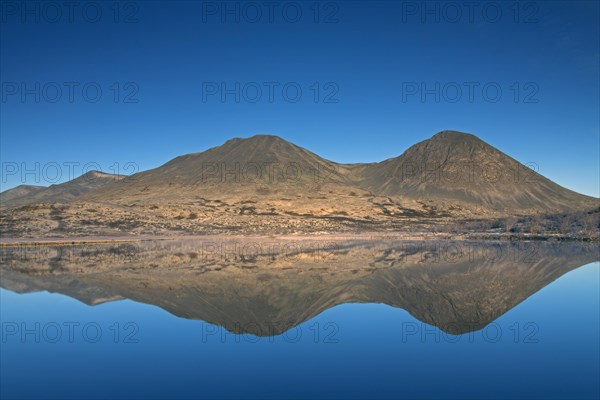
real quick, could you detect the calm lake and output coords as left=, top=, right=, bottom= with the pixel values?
left=1, top=239, right=598, bottom=399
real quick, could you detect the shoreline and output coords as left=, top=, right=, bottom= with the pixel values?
left=0, top=232, right=597, bottom=246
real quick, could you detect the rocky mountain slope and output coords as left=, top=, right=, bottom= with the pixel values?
left=359, top=131, right=594, bottom=211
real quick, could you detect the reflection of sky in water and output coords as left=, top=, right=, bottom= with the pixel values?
left=1, top=262, right=598, bottom=399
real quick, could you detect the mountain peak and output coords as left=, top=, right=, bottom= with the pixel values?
left=81, top=170, right=110, bottom=178
left=430, top=130, right=480, bottom=141
left=247, top=134, right=285, bottom=140
left=67, top=170, right=122, bottom=184
left=218, top=134, right=295, bottom=153
left=227, top=134, right=287, bottom=144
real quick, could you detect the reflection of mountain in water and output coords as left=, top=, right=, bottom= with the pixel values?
left=1, top=239, right=597, bottom=335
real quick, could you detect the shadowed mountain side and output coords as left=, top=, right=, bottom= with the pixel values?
left=1, top=240, right=597, bottom=335
left=0, top=171, right=124, bottom=210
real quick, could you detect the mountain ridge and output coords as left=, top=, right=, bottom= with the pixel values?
left=76, top=130, right=595, bottom=211
left=1, top=131, right=597, bottom=238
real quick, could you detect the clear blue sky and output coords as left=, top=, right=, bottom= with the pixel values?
left=1, top=1, right=598, bottom=196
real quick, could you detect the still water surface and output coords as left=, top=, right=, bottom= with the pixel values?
left=1, top=240, right=598, bottom=399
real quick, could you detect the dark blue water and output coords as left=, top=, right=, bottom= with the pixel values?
left=1, top=262, right=598, bottom=399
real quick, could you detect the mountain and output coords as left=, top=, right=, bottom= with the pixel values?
left=4, top=132, right=595, bottom=211
left=80, top=131, right=595, bottom=211
left=359, top=130, right=597, bottom=211
left=0, top=131, right=597, bottom=238
left=0, top=171, right=123, bottom=209
left=82, top=134, right=361, bottom=203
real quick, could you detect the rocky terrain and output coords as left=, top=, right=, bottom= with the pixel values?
left=1, top=131, right=597, bottom=239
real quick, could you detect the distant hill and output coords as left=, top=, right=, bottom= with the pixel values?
left=0, top=171, right=123, bottom=209
left=0, top=185, right=45, bottom=204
